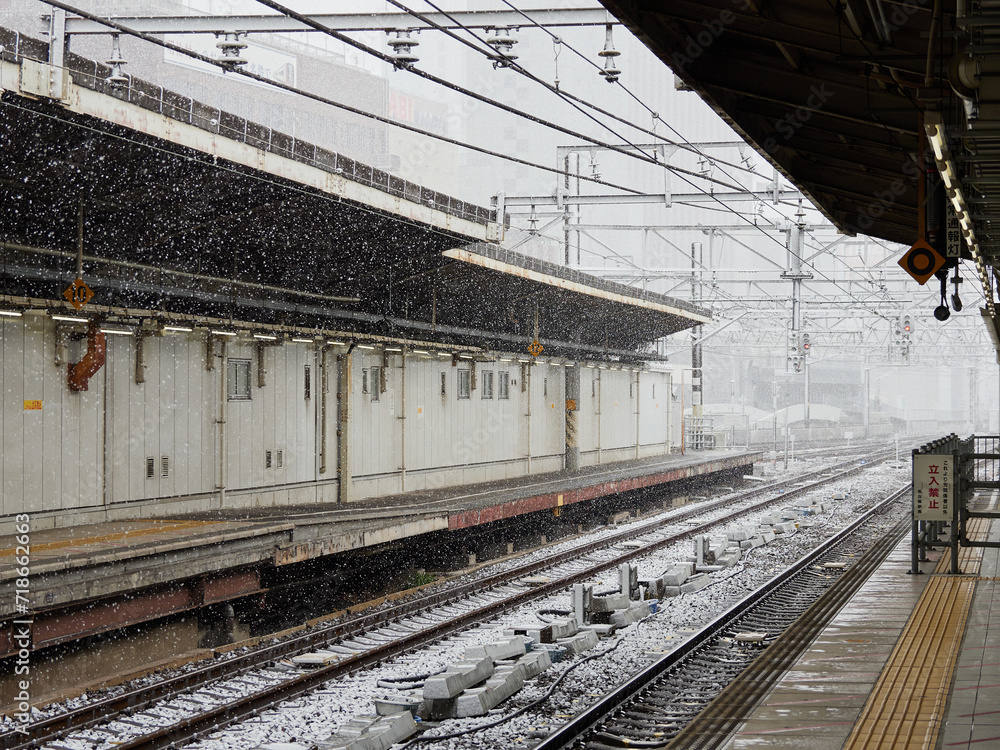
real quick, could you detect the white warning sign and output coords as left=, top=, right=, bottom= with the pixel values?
left=913, top=454, right=953, bottom=522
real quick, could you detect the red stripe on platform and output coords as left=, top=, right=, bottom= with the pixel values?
left=946, top=736, right=1000, bottom=746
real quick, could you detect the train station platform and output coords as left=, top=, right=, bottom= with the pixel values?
left=0, top=448, right=759, bottom=657
left=711, top=495, right=1000, bottom=750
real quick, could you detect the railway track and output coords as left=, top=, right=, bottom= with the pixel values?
left=531, top=486, right=910, bottom=750
left=4, top=449, right=897, bottom=750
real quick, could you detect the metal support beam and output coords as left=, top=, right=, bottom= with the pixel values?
left=57, top=8, right=617, bottom=35
left=502, top=190, right=804, bottom=207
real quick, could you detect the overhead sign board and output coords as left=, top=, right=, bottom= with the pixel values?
left=913, top=453, right=953, bottom=521
left=946, top=203, right=962, bottom=259
left=899, top=239, right=946, bottom=285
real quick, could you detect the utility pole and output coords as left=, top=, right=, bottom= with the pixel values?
left=781, top=204, right=812, bottom=433
left=691, top=240, right=704, bottom=448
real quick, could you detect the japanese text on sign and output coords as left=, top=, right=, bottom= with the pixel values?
left=913, top=454, right=952, bottom=522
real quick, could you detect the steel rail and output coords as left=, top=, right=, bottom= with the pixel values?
left=531, top=485, right=910, bottom=750
left=1, top=448, right=892, bottom=750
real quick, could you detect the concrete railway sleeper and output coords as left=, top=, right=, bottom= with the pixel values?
left=2, top=448, right=896, bottom=750
left=531, top=487, right=911, bottom=750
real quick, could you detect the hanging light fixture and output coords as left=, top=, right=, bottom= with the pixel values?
left=598, top=24, right=621, bottom=83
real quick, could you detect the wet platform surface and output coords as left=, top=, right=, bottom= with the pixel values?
left=719, top=497, right=1000, bottom=750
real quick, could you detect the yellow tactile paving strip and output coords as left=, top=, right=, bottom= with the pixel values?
left=842, top=518, right=991, bottom=750
left=0, top=519, right=218, bottom=557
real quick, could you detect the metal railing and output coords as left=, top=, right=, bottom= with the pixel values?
left=911, top=434, right=1000, bottom=576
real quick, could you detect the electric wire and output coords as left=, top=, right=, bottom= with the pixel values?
left=381, top=0, right=762, bottom=182
left=495, top=1, right=897, bottom=321
left=43, top=1, right=896, bottom=320
left=251, top=0, right=749, bottom=189
left=37, top=0, right=647, bottom=197
left=381, top=0, right=658, bottom=162
left=496, top=0, right=766, bottom=177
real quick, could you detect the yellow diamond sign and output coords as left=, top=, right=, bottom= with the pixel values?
left=528, top=339, right=543, bottom=357
left=63, top=278, right=94, bottom=310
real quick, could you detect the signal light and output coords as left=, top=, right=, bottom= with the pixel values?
left=802, top=333, right=811, bottom=352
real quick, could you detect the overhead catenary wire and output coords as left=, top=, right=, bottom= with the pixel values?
left=381, top=0, right=763, bottom=183
left=494, top=0, right=763, bottom=179
left=496, top=1, right=897, bottom=321
left=251, top=0, right=750, bottom=194
left=44, top=0, right=899, bottom=320
left=37, top=0, right=647, bottom=197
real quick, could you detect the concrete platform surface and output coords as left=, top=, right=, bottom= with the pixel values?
left=714, top=498, right=1000, bottom=750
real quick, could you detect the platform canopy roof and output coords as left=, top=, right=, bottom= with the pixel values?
left=0, top=27, right=709, bottom=361
left=598, top=0, right=1000, bottom=352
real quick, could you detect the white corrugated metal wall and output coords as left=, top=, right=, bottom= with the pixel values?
left=1, top=315, right=680, bottom=525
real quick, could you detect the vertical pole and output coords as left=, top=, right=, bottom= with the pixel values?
left=565, top=363, right=580, bottom=471
left=918, top=111, right=926, bottom=240
left=400, top=350, right=407, bottom=490
left=525, top=362, right=532, bottom=472
left=48, top=8, right=67, bottom=99
left=910, top=447, right=922, bottom=574
left=634, top=370, right=641, bottom=459
left=666, top=371, right=672, bottom=454
left=337, top=346, right=353, bottom=503
left=864, top=366, right=870, bottom=439
left=217, top=338, right=227, bottom=508
left=680, top=369, right=686, bottom=455
left=691, top=242, right=703, bottom=449
left=951, top=450, right=961, bottom=574
left=76, top=200, right=85, bottom=279
left=804, top=358, right=810, bottom=430
left=319, top=345, right=328, bottom=474
left=784, top=410, right=789, bottom=470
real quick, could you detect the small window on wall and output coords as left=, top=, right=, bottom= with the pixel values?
left=304, top=365, right=311, bottom=400
left=592, top=376, right=596, bottom=398
left=371, top=367, right=380, bottom=402
left=458, top=369, right=471, bottom=399
left=482, top=370, right=494, bottom=399
left=652, top=384, right=656, bottom=399
left=543, top=377, right=548, bottom=398
left=362, top=368, right=369, bottom=394
left=498, top=371, right=510, bottom=400
left=228, top=359, right=251, bottom=401
left=441, top=371, right=447, bottom=396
